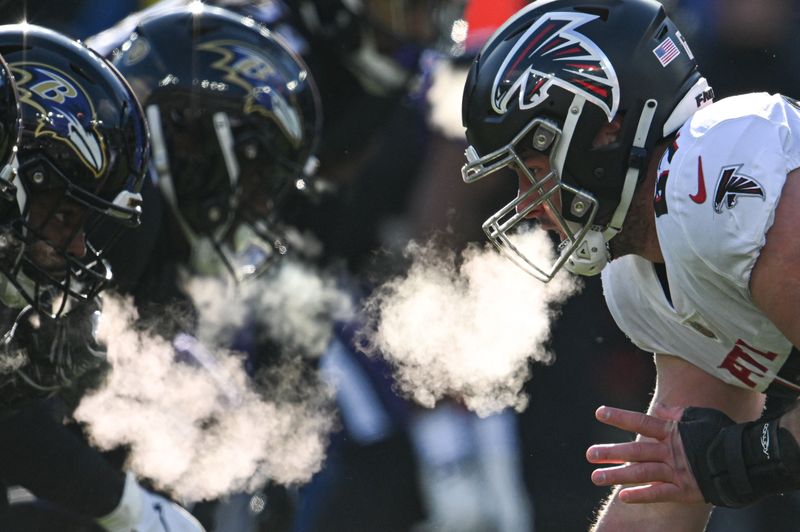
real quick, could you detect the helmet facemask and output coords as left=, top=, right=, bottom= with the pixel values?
left=147, top=101, right=305, bottom=284
left=463, top=93, right=612, bottom=282
left=0, top=158, right=141, bottom=318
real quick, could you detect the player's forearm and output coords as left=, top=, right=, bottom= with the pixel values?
left=592, top=486, right=711, bottom=532
left=0, top=401, right=124, bottom=516
left=680, top=403, right=800, bottom=507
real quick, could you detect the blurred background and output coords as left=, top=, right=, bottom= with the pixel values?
left=1, top=0, right=800, bottom=531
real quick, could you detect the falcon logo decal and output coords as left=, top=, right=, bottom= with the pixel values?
left=714, top=165, right=765, bottom=213
left=491, top=11, right=619, bottom=119
left=12, top=62, right=107, bottom=177
left=199, top=40, right=303, bottom=147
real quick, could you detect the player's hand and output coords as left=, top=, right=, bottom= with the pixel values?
left=586, top=404, right=705, bottom=504
left=96, top=472, right=205, bottom=532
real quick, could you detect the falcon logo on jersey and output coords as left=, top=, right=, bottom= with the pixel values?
left=12, top=62, right=107, bottom=177
left=199, top=40, right=303, bottom=147
left=713, top=165, right=765, bottom=214
left=491, top=12, right=619, bottom=119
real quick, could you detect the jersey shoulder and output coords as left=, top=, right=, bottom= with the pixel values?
left=656, top=93, right=800, bottom=288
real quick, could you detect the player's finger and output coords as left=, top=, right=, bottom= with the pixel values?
left=618, top=483, right=683, bottom=504
left=591, top=462, right=674, bottom=486
left=586, top=440, right=669, bottom=464
left=596, top=406, right=671, bottom=439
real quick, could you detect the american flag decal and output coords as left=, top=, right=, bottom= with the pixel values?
left=653, top=37, right=680, bottom=67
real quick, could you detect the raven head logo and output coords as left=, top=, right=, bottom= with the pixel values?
left=491, top=11, right=620, bottom=120
left=714, top=165, right=765, bottom=214
left=12, top=62, right=107, bottom=177
left=199, top=40, right=303, bottom=148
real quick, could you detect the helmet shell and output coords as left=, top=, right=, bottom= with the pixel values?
left=112, top=5, right=321, bottom=235
left=463, top=0, right=704, bottom=226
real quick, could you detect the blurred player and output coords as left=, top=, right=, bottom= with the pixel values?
left=101, top=4, right=321, bottom=301
left=91, top=5, right=324, bottom=530
left=0, top=23, right=204, bottom=531
left=460, top=0, right=800, bottom=530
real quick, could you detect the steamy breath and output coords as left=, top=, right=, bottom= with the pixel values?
left=74, top=259, right=351, bottom=501
left=359, top=229, right=581, bottom=417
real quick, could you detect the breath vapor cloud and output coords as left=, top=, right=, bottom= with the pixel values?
left=75, top=259, right=351, bottom=502
left=359, top=229, right=581, bottom=416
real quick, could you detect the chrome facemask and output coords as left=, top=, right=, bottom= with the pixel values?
left=463, top=93, right=659, bottom=282
left=462, top=108, right=602, bottom=283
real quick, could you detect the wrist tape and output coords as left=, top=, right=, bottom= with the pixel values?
left=679, top=406, right=800, bottom=508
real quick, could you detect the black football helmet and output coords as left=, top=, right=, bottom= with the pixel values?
left=461, top=0, right=713, bottom=281
left=0, top=24, right=148, bottom=317
left=111, top=5, right=322, bottom=282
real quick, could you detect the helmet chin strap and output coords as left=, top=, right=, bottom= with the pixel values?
left=563, top=98, right=658, bottom=276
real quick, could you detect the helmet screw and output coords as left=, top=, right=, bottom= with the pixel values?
left=32, top=171, right=45, bottom=185
left=208, top=206, right=222, bottom=222
left=573, top=201, right=586, bottom=214
left=535, top=134, right=548, bottom=147
left=570, top=107, right=580, bottom=114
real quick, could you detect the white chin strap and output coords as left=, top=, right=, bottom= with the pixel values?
left=562, top=98, right=659, bottom=277
left=562, top=229, right=609, bottom=277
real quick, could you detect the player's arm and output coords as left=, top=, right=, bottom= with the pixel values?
left=749, top=164, right=800, bottom=457
left=589, top=353, right=764, bottom=532
left=749, top=166, right=800, bottom=349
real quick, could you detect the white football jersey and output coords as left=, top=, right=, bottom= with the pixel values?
left=602, top=92, right=800, bottom=393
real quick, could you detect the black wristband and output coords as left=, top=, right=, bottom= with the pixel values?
left=678, top=406, right=800, bottom=507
